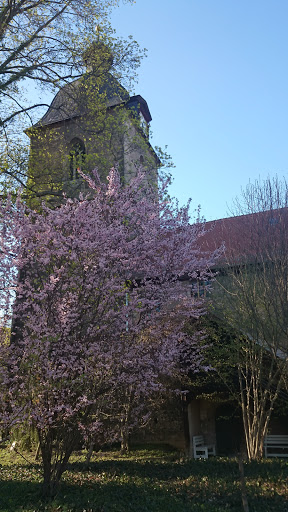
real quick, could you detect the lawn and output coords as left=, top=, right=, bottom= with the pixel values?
left=0, top=445, right=287, bottom=511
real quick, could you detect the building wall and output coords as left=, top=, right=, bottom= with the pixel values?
left=27, top=106, right=158, bottom=207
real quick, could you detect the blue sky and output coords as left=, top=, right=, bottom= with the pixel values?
left=111, top=0, right=288, bottom=220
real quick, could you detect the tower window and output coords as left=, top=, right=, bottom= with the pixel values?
left=139, top=112, right=149, bottom=137
left=69, top=138, right=86, bottom=180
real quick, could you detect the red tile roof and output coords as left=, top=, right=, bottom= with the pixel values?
left=199, top=207, right=288, bottom=265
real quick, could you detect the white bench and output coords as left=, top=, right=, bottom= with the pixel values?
left=264, top=435, right=288, bottom=458
left=193, top=435, right=216, bottom=459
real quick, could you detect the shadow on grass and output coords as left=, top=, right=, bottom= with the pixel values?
left=70, top=456, right=288, bottom=482
left=0, top=477, right=240, bottom=512
left=0, top=480, right=43, bottom=511
left=0, top=458, right=287, bottom=512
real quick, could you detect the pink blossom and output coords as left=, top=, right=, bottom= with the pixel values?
left=0, top=169, right=218, bottom=490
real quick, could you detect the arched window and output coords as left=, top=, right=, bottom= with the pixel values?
left=69, top=138, right=86, bottom=180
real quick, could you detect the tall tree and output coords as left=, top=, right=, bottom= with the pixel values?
left=0, top=168, right=216, bottom=496
left=0, top=0, right=144, bottom=191
left=0, top=0, right=136, bottom=114
left=212, top=176, right=288, bottom=459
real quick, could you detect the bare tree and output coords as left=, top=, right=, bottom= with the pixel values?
left=213, top=176, right=288, bottom=459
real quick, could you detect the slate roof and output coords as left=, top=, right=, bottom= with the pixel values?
left=127, top=95, right=152, bottom=123
left=34, top=73, right=130, bottom=128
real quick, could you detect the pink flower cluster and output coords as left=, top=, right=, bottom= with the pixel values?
left=0, top=169, right=217, bottom=443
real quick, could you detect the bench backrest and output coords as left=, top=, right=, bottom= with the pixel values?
left=264, top=435, right=288, bottom=445
left=193, top=435, right=204, bottom=447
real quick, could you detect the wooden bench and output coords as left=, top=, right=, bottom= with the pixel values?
left=193, top=435, right=216, bottom=459
left=264, top=435, right=288, bottom=458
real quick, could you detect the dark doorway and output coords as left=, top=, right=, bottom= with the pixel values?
left=216, top=403, right=244, bottom=456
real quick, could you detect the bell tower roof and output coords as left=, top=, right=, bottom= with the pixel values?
left=33, top=73, right=130, bottom=128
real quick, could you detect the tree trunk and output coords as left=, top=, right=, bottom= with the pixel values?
left=39, top=430, right=75, bottom=498
left=120, top=428, right=130, bottom=453
left=34, top=442, right=40, bottom=461
left=41, top=450, right=53, bottom=498
left=182, top=399, right=190, bottom=457
left=239, top=360, right=284, bottom=460
left=85, top=439, right=95, bottom=466
left=238, top=454, right=249, bottom=512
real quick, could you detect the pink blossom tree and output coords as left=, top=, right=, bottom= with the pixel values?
left=0, top=169, right=216, bottom=496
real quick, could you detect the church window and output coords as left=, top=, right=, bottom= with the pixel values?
left=69, top=138, right=86, bottom=180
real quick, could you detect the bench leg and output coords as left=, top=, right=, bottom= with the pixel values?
left=194, top=447, right=208, bottom=459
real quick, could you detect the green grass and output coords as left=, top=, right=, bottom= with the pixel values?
left=0, top=445, right=287, bottom=511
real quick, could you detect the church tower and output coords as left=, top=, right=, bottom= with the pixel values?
left=26, top=44, right=159, bottom=207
